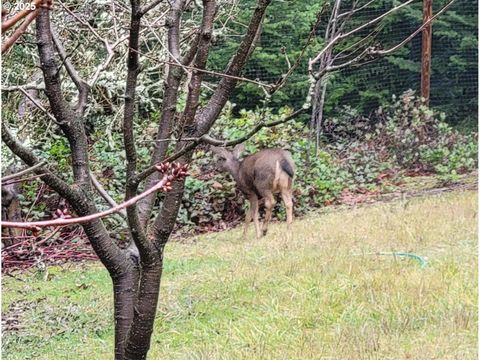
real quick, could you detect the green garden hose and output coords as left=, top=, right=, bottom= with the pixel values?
left=374, top=252, right=428, bottom=269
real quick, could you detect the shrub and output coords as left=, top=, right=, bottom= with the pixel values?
left=8, top=92, right=477, bottom=234
left=178, top=91, right=477, bottom=231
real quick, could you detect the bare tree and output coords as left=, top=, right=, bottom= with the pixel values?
left=308, top=0, right=457, bottom=153
left=0, top=0, right=303, bottom=358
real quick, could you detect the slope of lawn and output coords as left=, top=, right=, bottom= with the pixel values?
left=2, top=190, right=477, bottom=359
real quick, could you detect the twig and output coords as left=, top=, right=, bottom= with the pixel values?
left=310, top=0, right=416, bottom=67
left=89, top=171, right=127, bottom=218
left=1, top=164, right=187, bottom=230
left=372, top=0, right=457, bottom=56
left=50, top=26, right=89, bottom=113
left=2, top=83, right=45, bottom=92
left=202, top=106, right=309, bottom=146
left=320, top=0, right=457, bottom=75
left=1, top=173, right=47, bottom=186
left=132, top=48, right=273, bottom=89
left=1, top=161, right=47, bottom=182
left=140, top=0, right=165, bottom=17
left=17, top=86, right=57, bottom=123
left=270, top=7, right=326, bottom=93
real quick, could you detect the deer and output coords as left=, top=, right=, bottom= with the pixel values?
left=211, top=144, right=295, bottom=239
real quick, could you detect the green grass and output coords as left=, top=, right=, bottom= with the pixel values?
left=2, top=190, right=477, bottom=359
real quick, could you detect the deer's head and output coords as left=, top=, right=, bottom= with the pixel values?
left=211, top=144, right=245, bottom=176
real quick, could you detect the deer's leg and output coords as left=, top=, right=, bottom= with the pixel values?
left=262, top=192, right=275, bottom=237
left=243, top=198, right=254, bottom=239
left=281, top=189, right=294, bottom=235
left=250, top=195, right=261, bottom=239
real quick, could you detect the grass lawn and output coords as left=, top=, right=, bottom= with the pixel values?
left=2, top=190, right=477, bottom=359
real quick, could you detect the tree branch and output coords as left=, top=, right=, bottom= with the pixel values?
left=372, top=0, right=457, bottom=56
left=36, top=10, right=75, bottom=126
left=195, top=0, right=273, bottom=135
left=310, top=0, right=416, bottom=68
left=122, top=0, right=151, bottom=260
left=1, top=160, right=47, bottom=182
left=1, top=0, right=43, bottom=32
left=135, top=51, right=273, bottom=89
left=140, top=0, right=165, bottom=17
left=202, top=106, right=309, bottom=147
left=1, top=122, right=81, bottom=208
left=2, top=83, right=45, bottom=92
left=50, top=25, right=89, bottom=115
left=89, top=171, right=127, bottom=218
left=136, top=0, right=188, bottom=226
left=1, top=169, right=186, bottom=230
left=2, top=9, right=39, bottom=54
left=17, top=86, right=57, bottom=123
left=165, top=0, right=186, bottom=61
left=131, top=106, right=308, bottom=186
left=180, top=0, right=216, bottom=128
left=318, top=0, right=457, bottom=76
left=270, top=7, right=325, bottom=94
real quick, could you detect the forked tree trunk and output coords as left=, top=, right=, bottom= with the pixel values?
left=2, top=1, right=272, bottom=359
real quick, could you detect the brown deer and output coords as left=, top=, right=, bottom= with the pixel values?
left=211, top=144, right=294, bottom=239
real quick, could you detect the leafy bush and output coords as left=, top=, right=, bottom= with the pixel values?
left=178, top=91, right=477, bottom=231
left=323, top=90, right=478, bottom=186
left=7, top=92, right=477, bottom=234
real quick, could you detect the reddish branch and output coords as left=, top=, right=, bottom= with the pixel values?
left=1, top=163, right=188, bottom=230
left=2, top=9, right=38, bottom=54
left=1, top=0, right=53, bottom=54
left=1, top=0, right=42, bottom=32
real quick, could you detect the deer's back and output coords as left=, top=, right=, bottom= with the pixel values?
left=238, top=149, right=294, bottom=196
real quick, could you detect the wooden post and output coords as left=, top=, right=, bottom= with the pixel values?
left=421, top=0, right=433, bottom=106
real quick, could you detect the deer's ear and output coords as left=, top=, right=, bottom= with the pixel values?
left=232, top=143, right=245, bottom=158
left=211, top=146, right=227, bottom=158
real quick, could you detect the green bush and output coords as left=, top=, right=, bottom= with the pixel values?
left=8, top=92, right=477, bottom=234
left=178, top=91, right=477, bottom=231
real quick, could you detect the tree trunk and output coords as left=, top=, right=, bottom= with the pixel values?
left=421, top=0, right=433, bottom=106
left=311, top=77, right=328, bottom=154
left=122, top=262, right=163, bottom=360
left=113, top=265, right=140, bottom=359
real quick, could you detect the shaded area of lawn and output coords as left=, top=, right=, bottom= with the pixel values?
left=2, top=190, right=477, bottom=359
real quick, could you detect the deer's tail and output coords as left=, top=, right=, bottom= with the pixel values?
left=280, top=159, right=294, bottom=179
left=273, top=158, right=295, bottom=190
